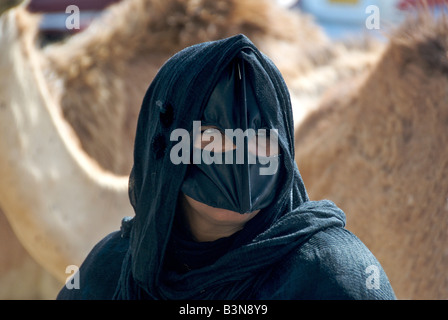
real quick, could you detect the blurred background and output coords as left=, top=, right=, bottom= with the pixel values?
left=27, top=0, right=447, bottom=42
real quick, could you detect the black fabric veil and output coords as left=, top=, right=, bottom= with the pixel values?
left=113, top=34, right=345, bottom=300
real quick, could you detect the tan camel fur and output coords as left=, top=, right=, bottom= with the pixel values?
left=0, top=1, right=63, bottom=299
left=0, top=5, right=131, bottom=295
left=42, top=0, right=331, bottom=175
left=43, top=0, right=384, bottom=175
left=295, top=12, right=448, bottom=299
left=0, top=210, right=61, bottom=299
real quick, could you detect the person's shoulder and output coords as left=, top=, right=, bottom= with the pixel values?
left=299, top=227, right=376, bottom=266
left=56, top=230, right=129, bottom=300
left=258, top=227, right=396, bottom=300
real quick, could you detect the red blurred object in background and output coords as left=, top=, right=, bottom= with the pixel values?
left=397, top=0, right=448, bottom=10
left=26, top=0, right=122, bottom=42
left=27, top=0, right=121, bottom=13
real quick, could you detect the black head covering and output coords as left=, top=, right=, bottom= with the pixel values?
left=113, top=34, right=345, bottom=299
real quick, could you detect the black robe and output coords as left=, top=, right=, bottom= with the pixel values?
left=57, top=34, right=396, bottom=300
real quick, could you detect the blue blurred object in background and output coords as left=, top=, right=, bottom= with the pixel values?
left=297, top=0, right=447, bottom=39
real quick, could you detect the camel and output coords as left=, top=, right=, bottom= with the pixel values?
left=0, top=0, right=384, bottom=299
left=0, top=206, right=62, bottom=299
left=0, top=4, right=131, bottom=297
left=294, top=11, right=448, bottom=299
left=0, top=0, right=63, bottom=300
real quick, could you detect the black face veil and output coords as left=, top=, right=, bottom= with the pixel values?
left=181, top=54, right=281, bottom=214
